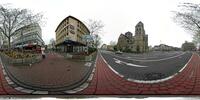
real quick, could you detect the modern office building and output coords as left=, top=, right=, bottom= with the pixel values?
left=55, top=16, right=90, bottom=53
left=11, top=23, right=44, bottom=51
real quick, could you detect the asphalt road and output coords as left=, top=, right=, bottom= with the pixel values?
left=100, top=50, right=192, bottom=81
left=106, top=51, right=185, bottom=60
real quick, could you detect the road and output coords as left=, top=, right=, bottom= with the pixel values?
left=100, top=50, right=192, bottom=81
left=78, top=52, right=200, bottom=94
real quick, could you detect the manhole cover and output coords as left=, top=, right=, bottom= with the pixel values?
left=144, top=72, right=165, bottom=80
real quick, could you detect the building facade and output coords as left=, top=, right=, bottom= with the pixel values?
left=55, top=16, right=90, bottom=53
left=117, top=21, right=148, bottom=53
left=181, top=41, right=196, bottom=51
left=152, top=44, right=180, bottom=51
left=11, top=23, right=44, bottom=51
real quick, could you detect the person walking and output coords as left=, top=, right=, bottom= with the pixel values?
left=41, top=47, right=45, bottom=59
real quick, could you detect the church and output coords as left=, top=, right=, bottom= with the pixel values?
left=117, top=21, right=148, bottom=53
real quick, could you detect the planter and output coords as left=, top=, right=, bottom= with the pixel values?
left=0, top=53, right=42, bottom=65
left=84, top=51, right=97, bottom=61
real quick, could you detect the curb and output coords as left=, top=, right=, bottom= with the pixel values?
left=64, top=53, right=98, bottom=94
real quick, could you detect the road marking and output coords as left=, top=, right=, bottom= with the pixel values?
left=113, top=58, right=149, bottom=67
left=103, top=51, right=186, bottom=62
left=100, top=51, right=194, bottom=83
left=179, top=54, right=193, bottom=73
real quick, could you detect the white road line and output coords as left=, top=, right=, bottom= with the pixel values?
left=100, top=51, right=194, bottom=83
left=179, top=54, right=193, bottom=73
left=113, top=58, right=149, bottom=67
left=100, top=53, right=123, bottom=77
left=103, top=51, right=186, bottom=62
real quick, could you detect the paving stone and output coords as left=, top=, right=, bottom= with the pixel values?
left=14, top=87, right=24, bottom=91
left=32, top=91, right=48, bottom=94
left=141, top=91, right=156, bottom=94
left=18, top=88, right=34, bottom=93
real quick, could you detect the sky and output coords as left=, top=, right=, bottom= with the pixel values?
left=1, top=0, right=200, bottom=47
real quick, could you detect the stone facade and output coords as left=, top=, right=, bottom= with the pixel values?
left=55, top=16, right=90, bottom=53
left=117, top=21, right=148, bottom=53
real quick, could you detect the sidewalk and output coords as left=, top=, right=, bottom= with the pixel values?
left=3, top=52, right=91, bottom=92
left=0, top=64, right=25, bottom=94
left=77, top=53, right=200, bottom=94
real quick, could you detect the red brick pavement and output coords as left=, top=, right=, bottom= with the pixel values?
left=0, top=52, right=91, bottom=94
left=0, top=65, right=26, bottom=95
left=6, top=53, right=88, bottom=89
left=77, top=53, right=200, bottom=95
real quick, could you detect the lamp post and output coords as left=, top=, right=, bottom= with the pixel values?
left=20, top=29, right=24, bottom=64
left=21, top=30, right=24, bottom=54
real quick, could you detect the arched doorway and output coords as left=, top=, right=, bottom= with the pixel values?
left=136, top=45, right=140, bottom=53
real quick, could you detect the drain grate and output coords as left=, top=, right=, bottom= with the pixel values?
left=144, top=72, right=165, bottom=80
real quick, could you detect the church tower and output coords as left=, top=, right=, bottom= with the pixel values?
left=135, top=21, right=145, bottom=35
left=134, top=21, right=148, bottom=53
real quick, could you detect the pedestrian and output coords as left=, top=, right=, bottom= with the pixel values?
left=41, top=47, right=45, bottom=59
left=42, top=50, right=45, bottom=59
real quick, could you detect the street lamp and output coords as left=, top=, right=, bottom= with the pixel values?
left=20, top=29, right=24, bottom=64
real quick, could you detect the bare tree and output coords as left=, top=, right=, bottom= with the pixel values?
left=95, top=35, right=102, bottom=48
left=109, top=40, right=116, bottom=46
left=49, top=38, right=56, bottom=50
left=173, top=3, right=200, bottom=45
left=192, top=33, right=200, bottom=45
left=86, top=19, right=104, bottom=48
left=0, top=5, right=43, bottom=49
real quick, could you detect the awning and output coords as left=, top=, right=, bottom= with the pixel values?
left=15, top=43, right=38, bottom=48
left=56, top=40, right=86, bottom=46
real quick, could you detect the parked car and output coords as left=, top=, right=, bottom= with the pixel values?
left=115, top=51, right=123, bottom=54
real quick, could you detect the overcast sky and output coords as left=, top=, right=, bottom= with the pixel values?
left=1, top=0, right=200, bottom=47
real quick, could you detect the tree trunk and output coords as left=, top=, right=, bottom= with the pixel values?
left=8, top=37, right=11, bottom=50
